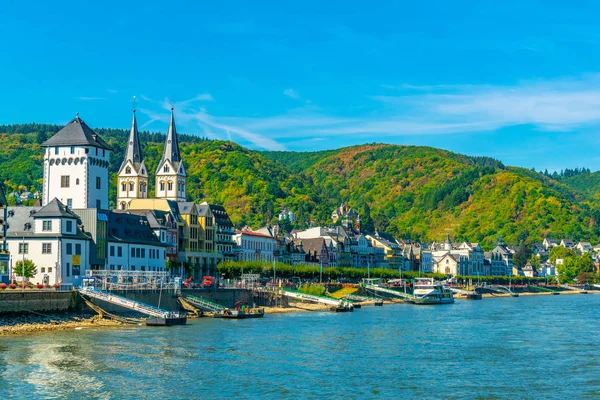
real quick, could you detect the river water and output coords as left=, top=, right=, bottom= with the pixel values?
left=0, top=294, right=598, bottom=399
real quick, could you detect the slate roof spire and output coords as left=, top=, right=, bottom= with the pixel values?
left=122, top=109, right=143, bottom=168
left=160, top=107, right=181, bottom=164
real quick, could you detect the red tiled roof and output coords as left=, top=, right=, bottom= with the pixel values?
left=236, top=230, right=275, bottom=239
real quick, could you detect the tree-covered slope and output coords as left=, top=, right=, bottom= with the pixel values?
left=2, top=124, right=600, bottom=248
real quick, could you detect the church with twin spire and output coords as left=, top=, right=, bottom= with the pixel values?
left=117, top=107, right=187, bottom=209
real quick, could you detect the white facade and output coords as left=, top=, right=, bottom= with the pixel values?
left=117, top=160, right=148, bottom=209
left=43, top=145, right=110, bottom=209
left=155, top=160, right=186, bottom=201
left=107, top=242, right=167, bottom=272
left=234, top=231, right=277, bottom=262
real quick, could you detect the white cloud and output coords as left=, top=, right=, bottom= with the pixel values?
left=77, top=96, right=107, bottom=101
left=283, top=88, right=300, bottom=100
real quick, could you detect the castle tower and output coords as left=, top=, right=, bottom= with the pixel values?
left=117, top=110, right=148, bottom=209
left=42, top=114, right=113, bottom=209
left=155, top=108, right=186, bottom=202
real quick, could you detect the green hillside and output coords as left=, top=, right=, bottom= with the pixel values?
left=2, top=124, right=600, bottom=248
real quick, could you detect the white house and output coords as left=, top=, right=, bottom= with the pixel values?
left=234, top=229, right=277, bottom=262
left=576, top=242, right=593, bottom=253
left=6, top=199, right=91, bottom=287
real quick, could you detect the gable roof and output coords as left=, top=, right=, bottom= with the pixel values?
left=34, top=198, right=79, bottom=219
left=42, top=115, right=113, bottom=150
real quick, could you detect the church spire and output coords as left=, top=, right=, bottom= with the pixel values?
left=122, top=109, right=143, bottom=167
left=161, top=107, right=181, bottom=164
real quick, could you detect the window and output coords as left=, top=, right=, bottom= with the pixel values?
left=75, top=243, right=81, bottom=255
left=85, top=148, right=89, bottom=154
left=66, top=243, right=73, bottom=255
left=131, top=265, right=136, bottom=271
left=140, top=183, right=144, bottom=192
left=95, top=148, right=98, bottom=156
left=61, top=176, right=70, bottom=188
left=141, top=248, right=145, bottom=258
left=164, top=165, right=170, bottom=173
left=131, top=247, right=135, bottom=258
left=76, top=178, right=79, bottom=185
left=110, top=246, right=115, bottom=257
left=168, top=182, right=173, bottom=191
left=42, top=221, right=52, bottom=231
left=110, top=265, right=115, bottom=270
left=66, top=263, right=71, bottom=277
left=19, top=243, right=28, bottom=254
left=121, top=183, right=126, bottom=192
left=103, top=149, right=105, bottom=157
left=48, top=267, right=52, bottom=273
left=70, top=146, right=75, bottom=154
left=136, top=248, right=141, bottom=258
left=96, top=200, right=101, bottom=209
left=160, top=182, right=165, bottom=191
left=126, top=167, right=131, bottom=174
left=118, top=246, right=122, bottom=257
left=96, top=177, right=101, bottom=189
left=54, top=147, right=59, bottom=155
left=42, top=243, right=52, bottom=254
left=67, top=199, right=73, bottom=208
left=129, top=182, right=134, bottom=191
left=41, top=267, right=45, bottom=273
left=66, top=220, right=73, bottom=232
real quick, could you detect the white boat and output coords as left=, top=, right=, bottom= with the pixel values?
left=408, top=278, right=455, bottom=305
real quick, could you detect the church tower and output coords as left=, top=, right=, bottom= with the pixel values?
left=42, top=114, right=112, bottom=209
left=117, top=109, right=148, bottom=209
left=155, top=108, right=186, bottom=202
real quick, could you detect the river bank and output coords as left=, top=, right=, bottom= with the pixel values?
left=0, top=313, right=125, bottom=336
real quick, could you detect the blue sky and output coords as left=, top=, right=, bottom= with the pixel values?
left=2, top=1, right=600, bottom=171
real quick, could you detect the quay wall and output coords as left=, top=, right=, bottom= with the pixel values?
left=0, top=289, right=253, bottom=315
left=0, top=290, right=81, bottom=314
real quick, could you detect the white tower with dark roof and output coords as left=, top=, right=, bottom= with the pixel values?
left=117, top=110, right=148, bottom=209
left=41, top=114, right=113, bottom=209
left=155, top=108, right=186, bottom=202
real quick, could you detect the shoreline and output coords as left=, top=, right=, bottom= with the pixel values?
left=2, top=290, right=598, bottom=335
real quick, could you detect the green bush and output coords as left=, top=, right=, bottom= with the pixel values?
left=298, top=284, right=326, bottom=296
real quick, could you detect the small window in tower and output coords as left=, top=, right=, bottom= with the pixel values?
left=70, top=147, right=75, bottom=154
left=61, top=176, right=70, bottom=188
left=141, top=168, right=145, bottom=174
left=76, top=178, right=79, bottom=185
left=121, top=183, right=126, bottom=192
left=164, top=165, right=170, bottom=173
left=126, top=167, right=131, bottom=174
left=168, top=182, right=173, bottom=191
left=96, top=177, right=101, bottom=189
left=55, top=147, right=59, bottom=155
left=129, top=182, right=134, bottom=191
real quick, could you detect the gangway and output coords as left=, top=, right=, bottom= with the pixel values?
left=182, top=294, right=226, bottom=313
left=485, top=285, right=518, bottom=297
left=78, top=286, right=184, bottom=319
left=560, top=284, right=587, bottom=293
left=282, top=290, right=353, bottom=309
left=345, top=294, right=381, bottom=302
left=363, top=283, right=414, bottom=300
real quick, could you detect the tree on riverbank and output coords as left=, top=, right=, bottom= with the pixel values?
left=13, top=259, right=37, bottom=279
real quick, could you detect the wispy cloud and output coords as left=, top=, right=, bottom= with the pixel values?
left=137, top=75, right=600, bottom=150
left=77, top=96, right=107, bottom=101
left=283, top=88, right=300, bottom=100
left=106, top=89, right=118, bottom=94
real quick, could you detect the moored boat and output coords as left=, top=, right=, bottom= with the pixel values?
left=407, top=278, right=454, bottom=305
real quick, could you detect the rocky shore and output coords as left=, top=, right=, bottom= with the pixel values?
left=0, top=313, right=125, bottom=336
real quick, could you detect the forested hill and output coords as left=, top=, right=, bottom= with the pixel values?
left=2, top=123, right=600, bottom=248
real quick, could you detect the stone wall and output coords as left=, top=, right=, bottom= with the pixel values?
left=0, top=290, right=81, bottom=314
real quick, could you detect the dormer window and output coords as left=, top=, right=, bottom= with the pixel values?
left=126, top=167, right=131, bottom=174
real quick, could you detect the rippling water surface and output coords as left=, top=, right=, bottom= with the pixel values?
left=1, top=295, right=599, bottom=399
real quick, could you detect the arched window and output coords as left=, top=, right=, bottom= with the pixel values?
left=445, top=267, right=450, bottom=274
left=129, top=182, right=134, bottom=191
left=76, top=178, right=80, bottom=185
left=167, top=182, right=173, bottom=191
left=121, top=183, right=126, bottom=192
left=120, top=202, right=126, bottom=210
left=164, top=165, right=170, bottom=173
left=159, top=182, right=165, bottom=191
left=126, top=167, right=131, bottom=174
